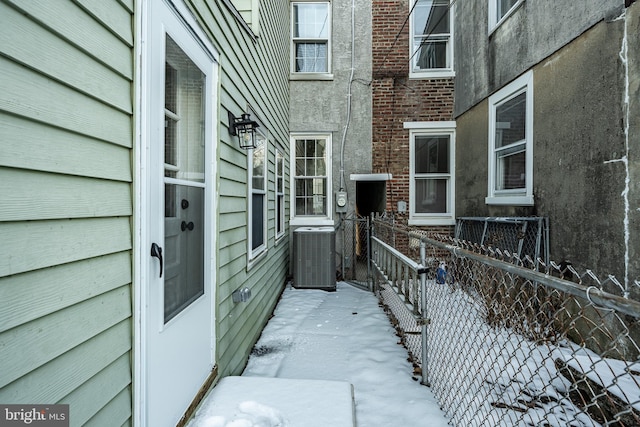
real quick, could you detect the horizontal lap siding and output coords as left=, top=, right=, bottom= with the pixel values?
left=0, top=0, right=133, bottom=425
left=186, top=0, right=290, bottom=377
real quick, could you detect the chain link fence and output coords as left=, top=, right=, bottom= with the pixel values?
left=338, top=214, right=371, bottom=289
left=371, top=215, right=640, bottom=427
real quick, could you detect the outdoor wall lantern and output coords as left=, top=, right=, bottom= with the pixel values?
left=228, top=111, right=260, bottom=149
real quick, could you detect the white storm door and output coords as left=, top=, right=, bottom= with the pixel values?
left=146, top=2, right=217, bottom=426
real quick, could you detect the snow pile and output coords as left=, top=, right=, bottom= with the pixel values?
left=198, top=401, right=285, bottom=427
left=188, top=376, right=356, bottom=427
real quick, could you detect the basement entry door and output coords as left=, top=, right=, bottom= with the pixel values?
left=146, top=1, right=217, bottom=426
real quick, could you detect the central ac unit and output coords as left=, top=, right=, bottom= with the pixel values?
left=293, top=227, right=336, bottom=290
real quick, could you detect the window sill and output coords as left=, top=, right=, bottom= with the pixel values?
left=409, top=70, right=455, bottom=80
left=247, top=248, right=268, bottom=270
left=408, top=217, right=456, bottom=226
left=485, top=195, right=534, bottom=206
left=290, top=73, right=334, bottom=81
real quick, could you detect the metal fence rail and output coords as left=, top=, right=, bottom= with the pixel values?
left=371, top=217, right=640, bottom=427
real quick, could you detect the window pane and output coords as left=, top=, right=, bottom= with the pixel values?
left=164, top=36, right=205, bottom=183
left=414, top=0, right=449, bottom=36
left=296, top=139, right=306, bottom=157
left=294, top=177, right=326, bottom=215
left=293, top=137, right=327, bottom=216
left=295, top=43, right=328, bottom=72
left=415, top=178, right=448, bottom=213
left=293, top=3, right=329, bottom=38
left=415, top=135, right=449, bottom=174
left=164, top=185, right=204, bottom=323
left=277, top=196, right=283, bottom=234
left=495, top=92, right=526, bottom=148
left=496, top=146, right=526, bottom=190
left=252, top=146, right=265, bottom=190
left=415, top=39, right=448, bottom=70
left=277, top=152, right=284, bottom=193
left=498, top=0, right=519, bottom=20
left=252, top=193, right=264, bottom=250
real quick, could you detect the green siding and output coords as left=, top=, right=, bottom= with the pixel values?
left=1, top=0, right=292, bottom=423
left=0, top=1, right=133, bottom=426
left=185, top=0, right=291, bottom=377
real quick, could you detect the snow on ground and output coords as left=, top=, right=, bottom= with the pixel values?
left=189, top=281, right=449, bottom=427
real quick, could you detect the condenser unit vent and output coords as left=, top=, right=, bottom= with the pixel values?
left=293, top=227, right=336, bottom=290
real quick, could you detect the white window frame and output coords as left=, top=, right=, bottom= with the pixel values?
left=290, top=1, right=333, bottom=80
left=248, top=130, right=268, bottom=262
left=409, top=0, right=455, bottom=79
left=488, top=0, right=524, bottom=33
left=406, top=121, right=456, bottom=225
left=275, top=148, right=286, bottom=240
left=486, top=71, right=534, bottom=206
left=290, top=133, right=333, bottom=226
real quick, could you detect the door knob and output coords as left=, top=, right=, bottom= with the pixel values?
left=181, top=221, right=194, bottom=231
left=150, top=243, right=163, bottom=278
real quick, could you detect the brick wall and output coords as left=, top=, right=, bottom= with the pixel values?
left=372, top=0, right=455, bottom=233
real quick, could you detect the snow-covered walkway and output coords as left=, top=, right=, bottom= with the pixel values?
left=188, top=282, right=449, bottom=426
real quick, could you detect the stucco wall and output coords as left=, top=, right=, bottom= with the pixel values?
left=289, top=0, right=372, bottom=217
left=454, top=0, right=624, bottom=117
left=534, top=18, right=628, bottom=286
left=626, top=0, right=639, bottom=290
left=454, top=12, right=639, bottom=290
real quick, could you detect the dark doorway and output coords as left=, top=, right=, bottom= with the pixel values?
left=356, top=181, right=386, bottom=217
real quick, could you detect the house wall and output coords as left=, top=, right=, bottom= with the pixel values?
left=289, top=0, right=373, bottom=219
left=454, top=0, right=623, bottom=115
left=372, top=0, right=455, bottom=232
left=0, top=0, right=135, bottom=425
left=185, top=0, right=291, bottom=377
left=454, top=1, right=639, bottom=292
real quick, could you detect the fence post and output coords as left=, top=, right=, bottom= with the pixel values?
left=419, top=240, right=429, bottom=386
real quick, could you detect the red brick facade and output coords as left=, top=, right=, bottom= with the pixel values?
left=372, top=0, right=455, bottom=232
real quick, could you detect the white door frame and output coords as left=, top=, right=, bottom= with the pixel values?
left=134, top=0, right=219, bottom=425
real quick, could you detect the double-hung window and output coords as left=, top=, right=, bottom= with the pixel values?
left=489, top=0, right=524, bottom=31
left=487, top=71, right=533, bottom=206
left=410, top=0, right=454, bottom=78
left=407, top=122, right=456, bottom=225
left=249, top=131, right=268, bottom=259
left=291, top=2, right=331, bottom=76
left=291, top=134, right=331, bottom=220
left=275, top=149, right=285, bottom=239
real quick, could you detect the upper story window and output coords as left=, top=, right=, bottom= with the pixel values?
left=291, top=2, right=332, bottom=79
left=406, top=122, right=456, bottom=225
left=486, top=71, right=533, bottom=206
left=488, top=0, right=524, bottom=32
left=410, top=0, right=454, bottom=79
left=224, top=0, right=261, bottom=35
left=249, top=131, right=268, bottom=260
left=291, top=134, right=332, bottom=222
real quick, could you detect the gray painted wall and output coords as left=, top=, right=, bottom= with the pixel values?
left=289, top=0, right=373, bottom=218
left=454, top=0, right=624, bottom=117
left=454, top=1, right=639, bottom=293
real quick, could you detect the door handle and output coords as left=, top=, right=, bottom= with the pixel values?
left=181, top=221, right=194, bottom=231
left=150, top=243, right=163, bottom=278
